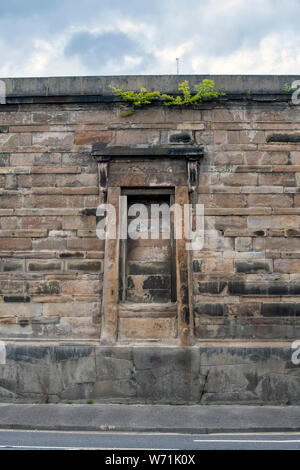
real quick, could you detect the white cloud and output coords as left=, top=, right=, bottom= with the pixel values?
left=199, top=34, right=300, bottom=74
left=0, top=0, right=300, bottom=77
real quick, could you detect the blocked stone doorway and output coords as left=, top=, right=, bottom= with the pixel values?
left=92, top=145, right=203, bottom=345
left=120, top=190, right=176, bottom=304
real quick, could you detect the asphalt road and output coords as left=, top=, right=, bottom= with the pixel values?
left=1, top=430, right=300, bottom=450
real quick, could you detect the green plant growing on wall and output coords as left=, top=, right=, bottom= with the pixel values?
left=283, top=83, right=293, bottom=93
left=161, top=79, right=224, bottom=106
left=110, top=80, right=224, bottom=116
left=110, top=85, right=161, bottom=116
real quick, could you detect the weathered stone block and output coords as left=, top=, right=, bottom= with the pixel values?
left=27, top=281, right=60, bottom=295
left=67, top=238, right=104, bottom=251
left=32, top=238, right=67, bottom=250
left=194, top=281, right=227, bottom=295
left=0, top=303, right=42, bottom=317
left=235, top=237, right=253, bottom=251
left=259, top=172, right=295, bottom=186
left=119, top=317, right=177, bottom=340
left=0, top=280, right=25, bottom=295
left=2, top=260, right=25, bottom=272
left=235, top=260, right=272, bottom=274
left=21, top=216, right=62, bottom=230
left=248, top=194, right=293, bottom=207
left=74, top=131, right=112, bottom=145
left=0, top=238, right=31, bottom=250
left=198, top=194, right=247, bottom=208
left=43, top=302, right=100, bottom=317
left=220, top=173, right=257, bottom=186
left=61, top=280, right=100, bottom=296
left=248, top=215, right=300, bottom=229
left=66, top=260, right=103, bottom=273
left=228, top=281, right=300, bottom=296
left=115, top=130, right=159, bottom=146
left=0, top=195, right=22, bottom=209
left=254, top=237, right=300, bottom=251
left=59, top=317, right=100, bottom=338
left=194, top=303, right=225, bottom=316
left=32, top=132, right=74, bottom=146
left=0, top=217, right=18, bottom=230
left=240, top=130, right=265, bottom=144
left=27, top=261, right=62, bottom=272
left=262, top=303, right=300, bottom=316
left=274, top=259, right=300, bottom=273
left=200, top=259, right=234, bottom=273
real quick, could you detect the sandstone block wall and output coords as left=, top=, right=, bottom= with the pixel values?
left=194, top=103, right=300, bottom=340
left=1, top=343, right=298, bottom=404
left=0, top=104, right=109, bottom=339
left=0, top=76, right=300, bottom=341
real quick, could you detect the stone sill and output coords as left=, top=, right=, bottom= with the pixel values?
left=0, top=338, right=294, bottom=348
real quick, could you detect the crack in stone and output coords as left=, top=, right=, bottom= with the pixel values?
left=199, top=369, right=210, bottom=403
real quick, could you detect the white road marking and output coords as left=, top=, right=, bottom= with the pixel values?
left=194, top=439, right=300, bottom=443
left=0, top=445, right=178, bottom=450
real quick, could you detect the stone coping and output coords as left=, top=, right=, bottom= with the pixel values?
left=0, top=75, right=299, bottom=98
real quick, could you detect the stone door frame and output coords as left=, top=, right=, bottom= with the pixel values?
left=92, top=145, right=203, bottom=346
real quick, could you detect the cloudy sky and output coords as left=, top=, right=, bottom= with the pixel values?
left=0, top=0, right=300, bottom=77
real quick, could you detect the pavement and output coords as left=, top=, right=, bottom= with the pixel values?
left=1, top=404, right=300, bottom=434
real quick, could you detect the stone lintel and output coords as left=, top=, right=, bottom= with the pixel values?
left=92, top=145, right=204, bottom=160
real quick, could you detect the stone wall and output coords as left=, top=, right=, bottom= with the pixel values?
left=0, top=102, right=107, bottom=339
left=0, top=75, right=300, bottom=343
left=194, top=102, right=300, bottom=340
left=0, top=342, right=299, bottom=405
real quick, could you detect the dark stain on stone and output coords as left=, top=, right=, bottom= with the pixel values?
left=197, top=281, right=226, bottom=294
left=180, top=285, right=189, bottom=305
left=245, top=372, right=261, bottom=392
left=31, top=281, right=60, bottom=295
left=18, top=319, right=30, bottom=327
left=99, top=168, right=107, bottom=187
left=262, top=303, right=300, bottom=316
left=189, top=168, right=196, bottom=185
left=194, top=303, right=224, bottom=316
left=28, top=262, right=61, bottom=272
left=228, top=281, right=300, bottom=296
left=3, top=296, right=30, bottom=302
left=6, top=345, right=49, bottom=361
left=59, top=251, right=84, bottom=258
left=182, top=306, right=190, bottom=325
left=193, top=260, right=201, bottom=272
left=169, top=132, right=192, bottom=143
left=286, top=229, right=300, bottom=237
left=80, top=208, right=97, bottom=216
left=128, top=261, right=171, bottom=275
left=143, top=275, right=171, bottom=290
left=50, top=346, right=94, bottom=362
left=267, top=134, right=300, bottom=142
left=68, top=261, right=101, bottom=272
left=235, top=261, right=271, bottom=274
